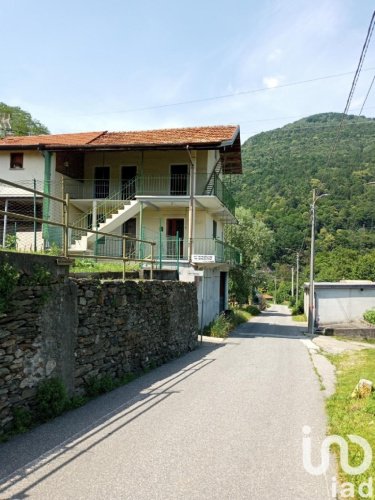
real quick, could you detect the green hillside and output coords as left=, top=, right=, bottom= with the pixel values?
left=235, top=113, right=375, bottom=273
left=0, top=102, right=49, bottom=136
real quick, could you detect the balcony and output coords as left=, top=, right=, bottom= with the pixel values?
left=92, top=234, right=241, bottom=267
left=62, top=174, right=236, bottom=218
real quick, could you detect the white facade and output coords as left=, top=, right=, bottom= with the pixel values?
left=304, top=282, right=375, bottom=326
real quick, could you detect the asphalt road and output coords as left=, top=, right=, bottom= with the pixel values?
left=0, top=305, right=334, bottom=499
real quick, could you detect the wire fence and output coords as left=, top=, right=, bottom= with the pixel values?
left=0, top=178, right=156, bottom=278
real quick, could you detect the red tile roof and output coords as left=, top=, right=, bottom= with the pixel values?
left=0, top=131, right=105, bottom=147
left=0, top=126, right=239, bottom=149
left=92, top=125, right=239, bottom=147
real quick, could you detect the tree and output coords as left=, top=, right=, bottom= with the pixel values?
left=0, top=102, right=49, bottom=136
left=225, top=207, right=274, bottom=303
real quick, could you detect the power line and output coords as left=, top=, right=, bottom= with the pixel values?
left=240, top=104, right=375, bottom=127
left=344, top=11, right=375, bottom=115
left=359, top=74, right=375, bottom=115
left=242, top=117, right=375, bottom=140
left=325, top=11, right=375, bottom=167
left=72, top=67, right=375, bottom=117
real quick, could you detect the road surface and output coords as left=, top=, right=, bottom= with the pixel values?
left=0, top=305, right=334, bottom=499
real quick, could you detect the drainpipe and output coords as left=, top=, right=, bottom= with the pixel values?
left=41, top=150, right=52, bottom=247
left=187, top=146, right=195, bottom=263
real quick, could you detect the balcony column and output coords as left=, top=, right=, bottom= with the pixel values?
left=92, top=200, right=97, bottom=229
left=187, top=148, right=196, bottom=262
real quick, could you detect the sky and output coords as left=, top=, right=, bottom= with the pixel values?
left=1, top=0, right=375, bottom=142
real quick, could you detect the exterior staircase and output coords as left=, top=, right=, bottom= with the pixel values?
left=69, top=199, right=141, bottom=253
left=204, top=157, right=223, bottom=195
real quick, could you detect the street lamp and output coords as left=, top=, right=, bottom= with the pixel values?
left=308, top=189, right=328, bottom=334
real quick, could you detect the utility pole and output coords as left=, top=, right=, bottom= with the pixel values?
left=308, top=189, right=328, bottom=334
left=291, top=267, right=294, bottom=298
left=274, top=275, right=277, bottom=305
left=296, top=252, right=300, bottom=304
left=308, top=189, right=316, bottom=334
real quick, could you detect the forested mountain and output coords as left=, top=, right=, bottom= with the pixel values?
left=0, top=103, right=49, bottom=136
left=234, top=113, right=375, bottom=277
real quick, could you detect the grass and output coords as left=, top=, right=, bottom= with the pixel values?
left=70, top=259, right=140, bottom=274
left=292, top=313, right=307, bottom=322
left=204, top=305, right=260, bottom=338
left=326, top=349, right=375, bottom=498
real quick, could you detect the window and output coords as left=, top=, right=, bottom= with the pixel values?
left=170, top=164, right=188, bottom=195
left=213, top=220, right=217, bottom=239
left=10, top=153, right=23, bottom=169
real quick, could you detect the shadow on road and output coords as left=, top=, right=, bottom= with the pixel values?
left=230, top=313, right=307, bottom=340
left=0, top=339, right=225, bottom=497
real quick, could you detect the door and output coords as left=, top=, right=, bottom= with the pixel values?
left=220, top=272, right=227, bottom=313
left=170, top=164, right=188, bottom=195
left=121, top=166, right=137, bottom=199
left=166, top=218, right=184, bottom=258
left=94, top=167, right=110, bottom=198
left=123, top=218, right=136, bottom=258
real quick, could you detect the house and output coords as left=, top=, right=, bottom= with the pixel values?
left=0, top=125, right=243, bottom=327
left=304, top=280, right=375, bottom=327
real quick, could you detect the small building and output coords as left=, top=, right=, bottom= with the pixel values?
left=304, top=281, right=375, bottom=326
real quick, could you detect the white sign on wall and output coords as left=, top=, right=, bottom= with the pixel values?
left=192, top=255, right=215, bottom=263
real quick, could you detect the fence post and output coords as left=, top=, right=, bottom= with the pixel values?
left=33, top=179, right=37, bottom=252
left=150, top=243, right=154, bottom=280
left=2, top=198, right=8, bottom=247
left=176, top=231, right=179, bottom=274
left=122, top=236, right=126, bottom=280
left=159, top=219, right=162, bottom=270
left=63, top=193, right=69, bottom=257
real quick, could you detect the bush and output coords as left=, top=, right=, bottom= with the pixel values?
left=36, top=377, right=68, bottom=421
left=12, top=407, right=33, bottom=433
left=364, top=309, right=375, bottom=325
left=210, top=314, right=231, bottom=338
left=0, top=261, right=19, bottom=313
left=244, top=305, right=260, bottom=316
left=85, top=374, right=117, bottom=397
left=291, top=299, right=304, bottom=316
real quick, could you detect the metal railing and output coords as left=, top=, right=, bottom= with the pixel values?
left=193, top=238, right=241, bottom=265
left=143, top=226, right=241, bottom=268
left=0, top=178, right=156, bottom=278
left=61, top=174, right=236, bottom=216
left=206, top=174, right=236, bottom=216
left=69, top=179, right=137, bottom=244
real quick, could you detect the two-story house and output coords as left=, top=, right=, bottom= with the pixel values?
left=0, top=125, right=242, bottom=327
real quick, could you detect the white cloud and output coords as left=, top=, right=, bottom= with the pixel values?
left=262, top=76, right=282, bottom=89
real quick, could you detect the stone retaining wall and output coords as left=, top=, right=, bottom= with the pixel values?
left=0, top=255, right=198, bottom=431
left=73, top=279, right=198, bottom=392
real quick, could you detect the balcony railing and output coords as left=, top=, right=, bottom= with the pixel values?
left=87, top=232, right=241, bottom=267
left=62, top=174, right=236, bottom=216
left=193, top=239, right=241, bottom=266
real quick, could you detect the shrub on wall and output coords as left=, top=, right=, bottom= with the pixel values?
left=36, top=377, right=68, bottom=421
left=0, top=261, right=19, bottom=313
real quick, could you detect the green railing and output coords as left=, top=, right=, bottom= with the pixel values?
left=136, top=175, right=190, bottom=196
left=63, top=174, right=236, bottom=235
left=193, top=238, right=241, bottom=265
left=208, top=174, right=236, bottom=216
left=69, top=179, right=137, bottom=244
